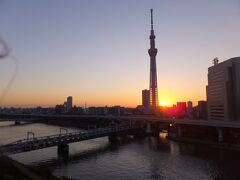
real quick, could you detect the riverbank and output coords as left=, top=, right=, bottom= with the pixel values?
left=0, top=113, right=113, bottom=129
left=168, top=135, right=240, bottom=151
left=0, top=156, right=68, bottom=180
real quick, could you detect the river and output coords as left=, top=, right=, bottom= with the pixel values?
left=0, top=121, right=239, bottom=180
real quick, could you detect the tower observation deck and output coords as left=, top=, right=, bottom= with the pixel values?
left=148, top=9, right=158, bottom=108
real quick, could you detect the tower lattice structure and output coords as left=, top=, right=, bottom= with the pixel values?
left=148, top=9, right=158, bottom=108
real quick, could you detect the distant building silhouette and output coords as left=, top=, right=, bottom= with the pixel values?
left=55, top=104, right=65, bottom=114
left=69, top=106, right=83, bottom=114
left=197, top=101, right=207, bottom=119
left=176, top=102, right=187, bottom=119
left=142, top=89, right=150, bottom=107
left=206, top=57, right=240, bottom=121
left=88, top=107, right=106, bottom=115
left=187, top=101, right=193, bottom=119
left=87, top=106, right=124, bottom=116
left=67, top=96, right=73, bottom=111
left=55, top=96, right=73, bottom=114
left=148, top=9, right=159, bottom=108
left=141, top=89, right=151, bottom=114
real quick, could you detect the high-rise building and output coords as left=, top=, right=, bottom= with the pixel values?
left=187, top=101, right=193, bottom=109
left=197, top=101, right=207, bottom=119
left=142, top=89, right=150, bottom=107
left=66, top=96, right=73, bottom=111
left=187, top=101, right=193, bottom=119
left=176, top=102, right=187, bottom=119
left=206, top=57, right=240, bottom=121
left=148, top=9, right=159, bottom=108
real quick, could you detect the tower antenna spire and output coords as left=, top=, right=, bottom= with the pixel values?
left=150, top=8, right=154, bottom=30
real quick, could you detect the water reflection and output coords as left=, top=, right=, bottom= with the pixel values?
left=1, top=123, right=240, bottom=179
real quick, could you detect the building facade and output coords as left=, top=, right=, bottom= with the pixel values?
left=176, top=102, right=187, bottom=119
left=187, top=101, right=193, bottom=119
left=142, top=89, right=150, bottom=107
left=67, top=96, right=73, bottom=111
left=197, top=101, right=207, bottom=119
left=206, top=57, right=240, bottom=121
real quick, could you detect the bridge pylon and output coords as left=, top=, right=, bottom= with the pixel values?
left=57, top=144, right=69, bottom=158
left=108, top=134, right=119, bottom=142
left=146, top=122, right=159, bottom=136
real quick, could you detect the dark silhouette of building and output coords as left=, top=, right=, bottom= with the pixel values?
left=187, top=101, right=194, bottom=119
left=55, top=96, right=73, bottom=114
left=69, top=106, right=83, bottom=115
left=142, top=89, right=150, bottom=107
left=66, top=96, right=73, bottom=111
left=55, top=105, right=65, bottom=114
left=176, top=102, right=187, bottom=119
left=87, top=106, right=124, bottom=116
left=88, top=107, right=106, bottom=115
left=108, top=106, right=124, bottom=116
left=148, top=9, right=159, bottom=108
left=206, top=57, right=240, bottom=121
left=197, top=101, right=207, bottom=119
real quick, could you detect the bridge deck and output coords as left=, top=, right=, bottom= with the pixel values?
left=0, top=124, right=143, bottom=156
left=1, top=113, right=240, bottom=128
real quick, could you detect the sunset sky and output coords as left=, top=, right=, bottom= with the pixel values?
left=0, top=0, right=240, bottom=107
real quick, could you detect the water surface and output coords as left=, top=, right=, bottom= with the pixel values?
left=0, top=122, right=239, bottom=180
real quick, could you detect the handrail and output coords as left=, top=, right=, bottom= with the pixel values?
left=2, top=124, right=143, bottom=151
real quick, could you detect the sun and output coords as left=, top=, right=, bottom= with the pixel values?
left=159, top=99, right=168, bottom=107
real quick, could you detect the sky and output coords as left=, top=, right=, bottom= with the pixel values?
left=0, top=0, right=240, bottom=107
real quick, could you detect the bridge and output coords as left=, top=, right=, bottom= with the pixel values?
left=1, top=113, right=240, bottom=150
left=2, top=113, right=240, bottom=128
left=0, top=121, right=145, bottom=156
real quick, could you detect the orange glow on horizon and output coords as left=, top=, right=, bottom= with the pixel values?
left=1, top=87, right=205, bottom=108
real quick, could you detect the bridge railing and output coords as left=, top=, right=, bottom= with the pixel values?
left=4, top=123, right=143, bottom=148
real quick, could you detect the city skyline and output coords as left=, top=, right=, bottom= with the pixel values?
left=1, top=0, right=240, bottom=107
